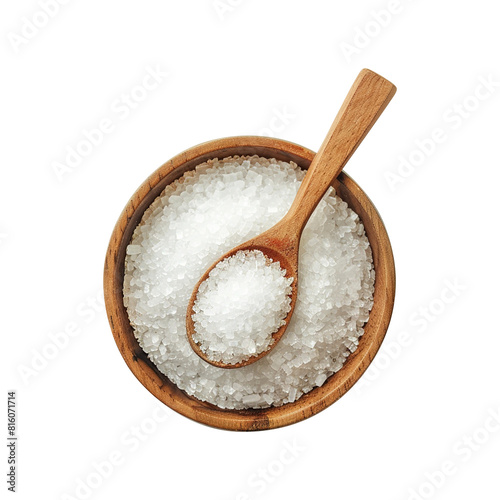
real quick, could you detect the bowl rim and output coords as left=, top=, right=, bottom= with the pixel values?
left=103, top=135, right=396, bottom=431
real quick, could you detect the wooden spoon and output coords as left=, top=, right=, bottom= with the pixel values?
left=186, top=68, right=396, bottom=369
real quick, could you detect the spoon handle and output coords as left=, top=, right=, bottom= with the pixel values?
left=285, top=69, right=396, bottom=234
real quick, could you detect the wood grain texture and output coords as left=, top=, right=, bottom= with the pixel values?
left=287, top=69, right=396, bottom=233
left=103, top=135, right=396, bottom=431
left=186, top=69, right=396, bottom=368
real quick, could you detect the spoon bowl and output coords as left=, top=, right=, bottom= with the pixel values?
left=186, top=69, right=396, bottom=368
left=186, top=228, right=300, bottom=368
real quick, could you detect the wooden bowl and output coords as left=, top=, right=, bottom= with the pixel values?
left=104, top=136, right=396, bottom=431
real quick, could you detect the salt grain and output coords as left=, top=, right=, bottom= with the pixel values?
left=123, top=156, right=374, bottom=410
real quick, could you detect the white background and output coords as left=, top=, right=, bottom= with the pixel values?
left=2, top=1, right=499, bottom=499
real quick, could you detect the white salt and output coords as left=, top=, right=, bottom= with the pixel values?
left=191, top=250, right=293, bottom=365
left=123, top=156, right=375, bottom=410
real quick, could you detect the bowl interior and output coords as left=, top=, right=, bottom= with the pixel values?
left=104, top=136, right=395, bottom=431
